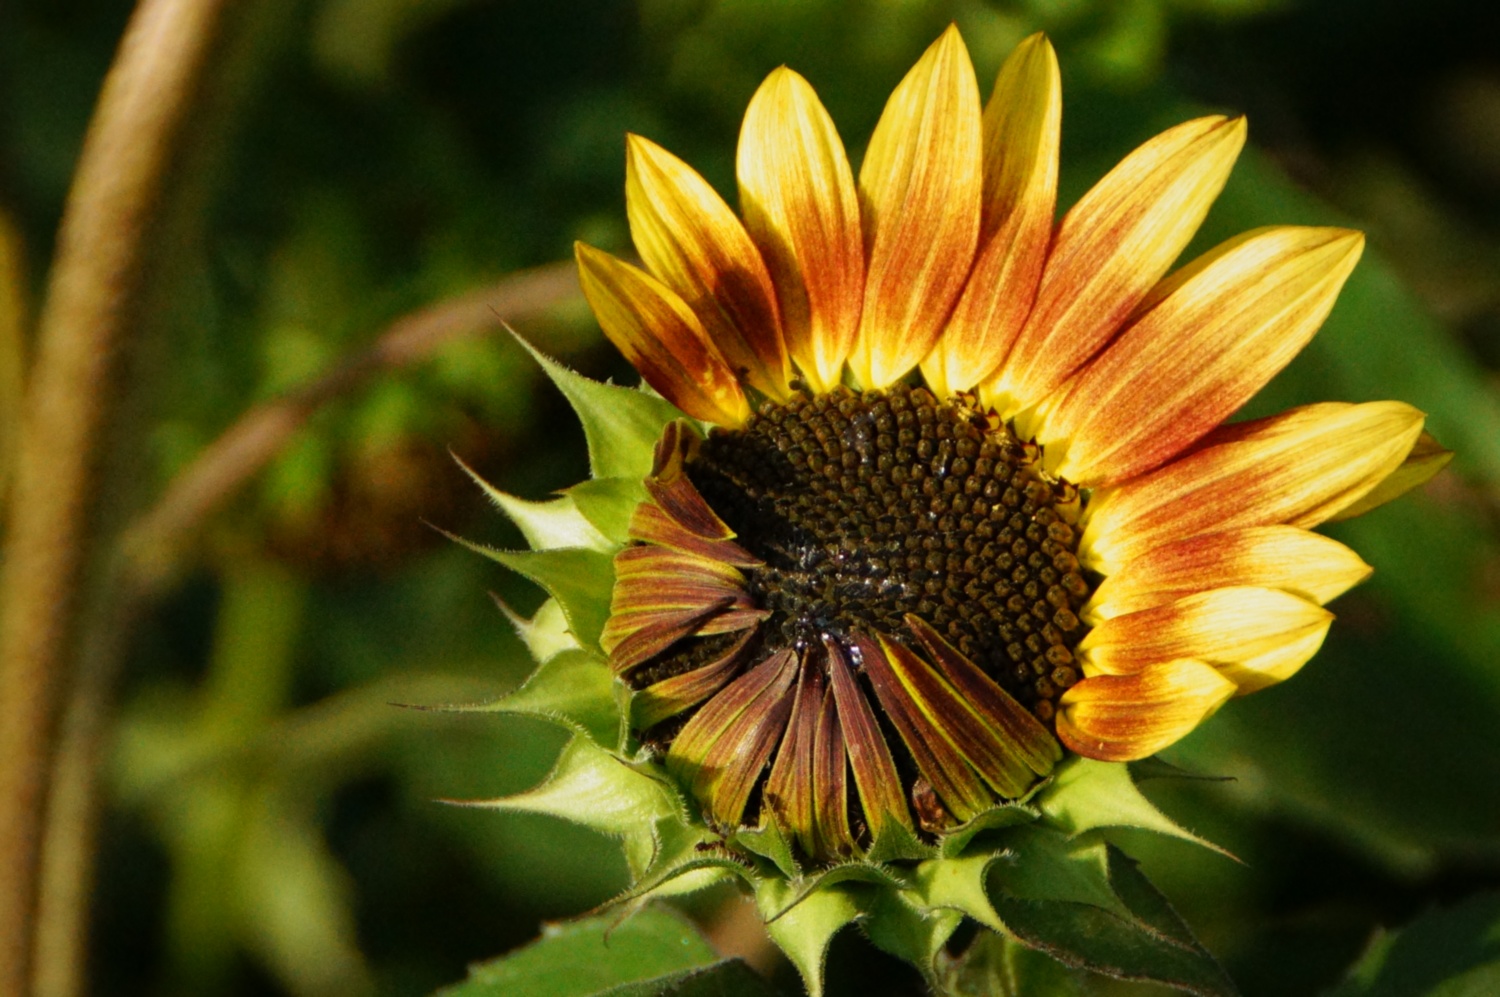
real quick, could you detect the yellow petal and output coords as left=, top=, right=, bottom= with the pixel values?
left=1219, top=623, right=1329, bottom=694
left=1085, top=525, right=1371, bottom=623
left=850, top=25, right=982, bottom=389
left=986, top=115, right=1246, bottom=417
left=922, top=32, right=1061, bottom=398
left=1327, top=430, right=1453, bottom=521
left=1039, top=227, right=1365, bottom=485
left=627, top=135, right=791, bottom=400
left=738, top=67, right=865, bottom=394
left=1081, top=401, right=1425, bottom=575
left=1079, top=586, right=1332, bottom=676
left=575, top=242, right=750, bottom=426
left=1057, top=659, right=1236, bottom=762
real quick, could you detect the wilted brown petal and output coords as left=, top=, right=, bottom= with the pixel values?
left=668, top=648, right=799, bottom=827
left=632, top=629, right=759, bottom=729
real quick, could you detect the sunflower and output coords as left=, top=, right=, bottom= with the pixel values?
left=572, top=27, right=1447, bottom=866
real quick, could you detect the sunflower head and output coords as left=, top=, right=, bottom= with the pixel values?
left=464, top=25, right=1450, bottom=995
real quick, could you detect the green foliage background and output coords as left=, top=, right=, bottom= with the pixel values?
left=3, top=0, right=1499, bottom=994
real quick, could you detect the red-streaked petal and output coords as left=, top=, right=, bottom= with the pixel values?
left=986, top=115, right=1246, bottom=417
left=810, top=680, right=854, bottom=858
left=764, top=661, right=823, bottom=854
left=1057, top=659, right=1236, bottom=762
left=1084, top=525, right=1372, bottom=623
left=632, top=630, right=758, bottom=729
left=1039, top=227, right=1365, bottom=485
left=1327, top=430, right=1454, bottom=522
left=626, top=135, right=790, bottom=400
left=738, top=67, right=864, bottom=394
left=576, top=243, right=750, bottom=426
left=628, top=421, right=762, bottom=566
left=1081, top=401, right=1426, bottom=575
left=1078, top=586, right=1333, bottom=677
left=628, top=502, right=761, bottom=567
left=602, top=546, right=762, bottom=671
left=668, top=648, right=798, bottom=827
left=922, top=32, right=1060, bottom=397
left=824, top=637, right=913, bottom=837
left=905, top=616, right=1061, bottom=776
left=850, top=25, right=983, bottom=389
left=875, top=632, right=1044, bottom=799
left=853, top=634, right=991, bottom=821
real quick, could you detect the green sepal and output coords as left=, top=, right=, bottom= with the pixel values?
left=465, top=648, right=620, bottom=748
left=457, top=455, right=615, bottom=552
left=1038, top=758, right=1232, bottom=858
left=1128, top=757, right=1235, bottom=785
left=989, top=825, right=1131, bottom=920
left=520, top=338, right=681, bottom=481
left=460, top=735, right=678, bottom=842
left=761, top=862, right=903, bottom=923
left=754, top=878, right=861, bottom=997
left=432, top=904, right=717, bottom=997
left=863, top=815, right=936, bottom=864
left=990, top=844, right=1240, bottom=997
left=939, top=802, right=1039, bottom=857
left=732, top=816, right=800, bottom=880
left=857, top=886, right=963, bottom=986
left=568, top=477, right=649, bottom=545
left=907, top=850, right=1007, bottom=934
left=488, top=546, right=615, bottom=651
left=494, top=596, right=580, bottom=664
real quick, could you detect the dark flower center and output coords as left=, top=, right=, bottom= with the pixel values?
left=685, top=384, right=1093, bottom=722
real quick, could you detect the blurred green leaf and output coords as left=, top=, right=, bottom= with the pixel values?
left=1325, top=893, right=1500, bottom=997
left=433, top=905, right=721, bottom=997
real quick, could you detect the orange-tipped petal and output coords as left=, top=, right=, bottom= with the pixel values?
left=986, top=115, right=1247, bottom=417
left=1079, top=586, right=1333, bottom=677
left=1220, top=623, right=1329, bottom=694
left=922, top=32, right=1060, bottom=397
left=1039, top=227, right=1365, bottom=485
left=1327, top=430, right=1453, bottom=522
left=738, top=67, right=865, bottom=393
left=1081, top=401, right=1425, bottom=575
left=626, top=135, right=790, bottom=400
left=850, top=25, right=982, bottom=389
left=1085, top=525, right=1371, bottom=622
left=576, top=243, right=750, bottom=425
left=1057, top=659, right=1236, bottom=762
